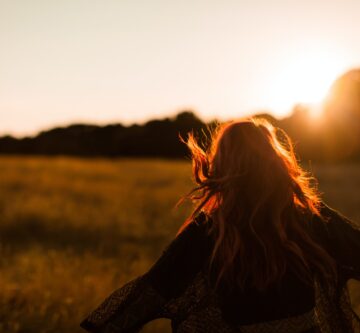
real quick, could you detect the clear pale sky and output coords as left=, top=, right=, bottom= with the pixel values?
left=1, top=0, right=360, bottom=137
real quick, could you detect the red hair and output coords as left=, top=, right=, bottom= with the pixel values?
left=176, top=117, right=336, bottom=291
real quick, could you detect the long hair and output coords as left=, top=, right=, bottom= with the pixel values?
left=176, top=117, right=337, bottom=292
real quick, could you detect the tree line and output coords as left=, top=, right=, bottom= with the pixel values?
left=1, top=69, right=359, bottom=162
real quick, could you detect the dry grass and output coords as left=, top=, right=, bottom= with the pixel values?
left=0, top=156, right=359, bottom=332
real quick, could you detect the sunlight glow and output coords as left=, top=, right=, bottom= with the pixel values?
left=264, top=47, right=347, bottom=118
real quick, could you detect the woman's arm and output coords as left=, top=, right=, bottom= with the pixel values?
left=80, top=274, right=166, bottom=333
left=316, top=202, right=360, bottom=281
left=80, top=212, right=213, bottom=332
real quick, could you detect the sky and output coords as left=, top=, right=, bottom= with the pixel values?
left=1, top=0, right=360, bottom=137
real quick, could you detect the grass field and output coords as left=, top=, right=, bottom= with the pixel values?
left=0, top=156, right=359, bottom=333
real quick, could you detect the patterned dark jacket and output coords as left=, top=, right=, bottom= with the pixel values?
left=80, top=203, right=360, bottom=333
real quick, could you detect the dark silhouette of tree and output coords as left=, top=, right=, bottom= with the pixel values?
left=0, top=111, right=208, bottom=158
left=322, top=69, right=360, bottom=161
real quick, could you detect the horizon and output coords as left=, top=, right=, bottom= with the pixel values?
left=1, top=0, right=360, bottom=137
left=0, top=107, right=286, bottom=139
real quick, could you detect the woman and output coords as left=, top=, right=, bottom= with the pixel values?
left=80, top=117, right=360, bottom=333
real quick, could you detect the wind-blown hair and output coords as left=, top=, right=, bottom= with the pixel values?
left=176, top=117, right=337, bottom=292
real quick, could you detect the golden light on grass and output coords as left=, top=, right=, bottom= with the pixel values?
left=264, top=46, right=347, bottom=118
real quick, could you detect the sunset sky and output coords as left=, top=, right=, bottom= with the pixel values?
left=1, top=0, right=360, bottom=137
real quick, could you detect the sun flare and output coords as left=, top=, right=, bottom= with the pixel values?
left=264, top=47, right=347, bottom=118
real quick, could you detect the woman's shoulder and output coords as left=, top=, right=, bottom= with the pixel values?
left=310, top=201, right=360, bottom=279
left=309, top=201, right=358, bottom=244
left=180, top=211, right=214, bottom=238
left=317, top=201, right=354, bottom=221
left=188, top=210, right=211, bottom=225
left=193, top=210, right=214, bottom=228
left=311, top=201, right=360, bottom=234
left=144, top=211, right=214, bottom=300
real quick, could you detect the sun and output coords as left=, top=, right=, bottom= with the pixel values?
left=264, top=47, right=347, bottom=118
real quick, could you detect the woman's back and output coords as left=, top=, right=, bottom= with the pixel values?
left=146, top=210, right=315, bottom=326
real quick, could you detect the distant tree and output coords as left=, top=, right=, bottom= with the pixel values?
left=322, top=69, right=360, bottom=161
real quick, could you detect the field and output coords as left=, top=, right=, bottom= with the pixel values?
left=0, top=156, right=359, bottom=333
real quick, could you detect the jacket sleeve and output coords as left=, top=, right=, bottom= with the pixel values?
left=79, top=274, right=167, bottom=333
left=80, top=212, right=212, bottom=333
left=315, top=202, right=360, bottom=281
